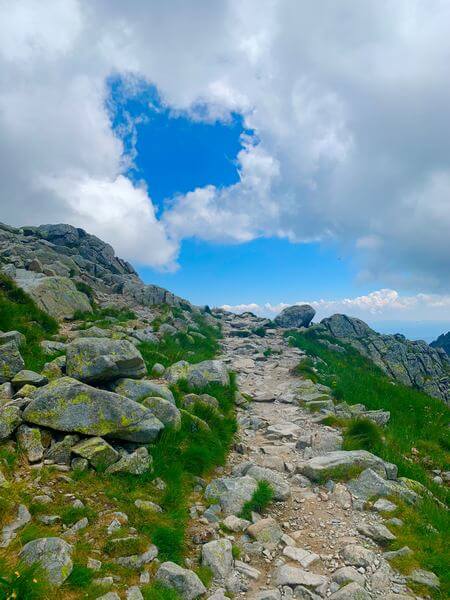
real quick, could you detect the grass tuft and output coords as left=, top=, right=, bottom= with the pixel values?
left=343, top=418, right=383, bottom=452
left=240, top=480, right=274, bottom=520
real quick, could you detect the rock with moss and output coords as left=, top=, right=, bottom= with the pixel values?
left=16, top=424, right=44, bottom=462
left=41, top=355, right=66, bottom=380
left=141, top=396, right=181, bottom=429
left=0, top=342, right=25, bottom=383
left=23, top=377, right=164, bottom=442
left=202, top=538, right=234, bottom=580
left=12, top=369, right=48, bottom=388
left=105, top=446, right=153, bottom=475
left=71, top=437, right=119, bottom=470
left=46, top=434, right=80, bottom=464
left=205, top=475, right=258, bottom=515
left=111, top=378, right=175, bottom=404
left=16, top=274, right=92, bottom=320
left=156, top=561, right=206, bottom=599
left=66, top=338, right=146, bottom=383
left=184, top=393, right=219, bottom=410
left=165, top=359, right=229, bottom=388
left=40, top=340, right=67, bottom=355
left=0, top=405, right=22, bottom=440
left=19, top=537, right=73, bottom=586
left=347, top=468, right=418, bottom=504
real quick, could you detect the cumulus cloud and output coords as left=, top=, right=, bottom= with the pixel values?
left=0, top=0, right=449, bottom=285
left=221, top=289, right=450, bottom=322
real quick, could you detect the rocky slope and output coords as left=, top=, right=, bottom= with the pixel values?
left=430, top=331, right=450, bottom=356
left=312, top=314, right=449, bottom=405
left=0, top=222, right=191, bottom=319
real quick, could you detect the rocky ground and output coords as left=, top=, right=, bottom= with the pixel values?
left=186, top=312, right=437, bottom=600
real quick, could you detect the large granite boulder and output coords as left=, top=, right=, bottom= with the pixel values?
left=23, top=377, right=163, bottom=442
left=66, top=338, right=146, bottom=383
left=318, top=314, right=449, bottom=404
left=274, top=304, right=316, bottom=329
left=20, top=537, right=73, bottom=585
left=15, top=272, right=91, bottom=319
left=141, top=397, right=181, bottom=429
left=165, top=359, right=229, bottom=388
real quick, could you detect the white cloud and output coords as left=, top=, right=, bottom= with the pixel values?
left=0, top=0, right=449, bottom=286
left=221, top=289, right=450, bottom=322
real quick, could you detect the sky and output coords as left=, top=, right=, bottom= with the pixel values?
left=0, top=0, right=449, bottom=340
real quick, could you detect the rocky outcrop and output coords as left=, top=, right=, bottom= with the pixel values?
left=431, top=331, right=450, bottom=356
left=317, top=314, right=449, bottom=404
left=0, top=222, right=191, bottom=313
left=274, top=304, right=316, bottom=328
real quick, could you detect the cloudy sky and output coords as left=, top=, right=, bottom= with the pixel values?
left=1, top=0, right=449, bottom=337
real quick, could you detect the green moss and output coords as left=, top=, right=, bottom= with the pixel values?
left=240, top=481, right=274, bottom=520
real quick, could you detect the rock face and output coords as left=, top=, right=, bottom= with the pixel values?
left=0, top=222, right=191, bottom=312
left=317, top=314, right=449, bottom=404
left=431, top=331, right=450, bottom=355
left=20, top=537, right=73, bottom=585
left=15, top=274, right=92, bottom=319
left=23, top=377, right=164, bottom=442
left=274, top=304, right=316, bottom=329
left=66, top=338, right=146, bottom=383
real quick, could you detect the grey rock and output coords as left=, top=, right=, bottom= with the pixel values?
left=151, top=362, right=166, bottom=376
left=0, top=382, right=13, bottom=400
left=12, top=369, right=48, bottom=387
left=17, top=424, right=44, bottom=462
left=41, top=355, right=66, bottom=380
left=66, top=338, right=146, bottom=383
left=184, top=393, right=219, bottom=410
left=134, top=499, right=162, bottom=512
left=297, top=450, right=395, bottom=482
left=0, top=504, right=31, bottom=547
left=23, top=377, right=164, bottom=443
left=373, top=498, right=397, bottom=512
left=0, top=405, right=22, bottom=440
left=72, top=437, right=119, bottom=470
left=141, top=397, right=181, bottom=429
left=329, top=582, right=370, bottom=599
left=202, top=538, right=233, bottom=579
left=357, top=522, right=396, bottom=544
left=95, top=594, right=120, bottom=600
left=247, top=517, right=283, bottom=546
left=105, top=447, right=153, bottom=475
left=222, top=515, right=251, bottom=532
left=156, top=561, right=206, bottom=599
left=46, top=434, right=80, bottom=464
left=347, top=468, right=418, bottom=504
left=111, top=378, right=175, bottom=404
left=272, top=565, right=327, bottom=588
left=407, top=568, right=440, bottom=589
left=205, top=475, right=258, bottom=515
left=114, top=544, right=158, bottom=570
left=165, top=359, right=229, bottom=388
left=0, top=342, right=25, bottom=383
left=282, top=546, right=319, bottom=568
left=126, top=587, right=144, bottom=600
left=63, top=517, right=88, bottom=537
left=341, top=544, right=376, bottom=568
left=20, top=537, right=73, bottom=585
left=40, top=340, right=67, bottom=355
left=254, top=590, right=281, bottom=600
left=0, top=331, right=25, bottom=347
left=383, top=546, right=413, bottom=561
left=273, top=305, right=316, bottom=328
left=244, top=464, right=291, bottom=500
left=331, top=566, right=365, bottom=587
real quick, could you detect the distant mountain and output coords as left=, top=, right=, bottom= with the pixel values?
left=430, top=331, right=450, bottom=356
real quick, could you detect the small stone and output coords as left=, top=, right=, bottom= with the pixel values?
left=72, top=437, right=119, bottom=470
left=408, top=568, right=440, bottom=589
left=17, top=424, right=44, bottom=462
left=134, top=499, right=163, bottom=512
left=88, top=558, right=102, bottom=570
left=126, top=586, right=144, bottom=600
left=357, top=522, right=396, bottom=545
left=373, top=498, right=397, bottom=512
left=329, top=582, right=370, bottom=599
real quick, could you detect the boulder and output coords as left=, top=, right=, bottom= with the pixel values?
left=111, top=378, right=175, bottom=404
left=272, top=565, right=327, bottom=588
left=0, top=342, right=25, bottom=383
left=347, top=468, right=418, bottom=504
left=45, top=434, right=80, bottom=464
left=20, top=537, right=73, bottom=585
left=0, top=331, right=25, bottom=347
left=165, top=359, right=229, bottom=388
left=282, top=546, right=319, bottom=569
left=71, top=437, right=119, bottom=470
left=12, top=369, right=48, bottom=388
left=297, top=450, right=396, bottom=482
left=247, top=517, right=283, bottom=546
left=105, top=447, right=153, bottom=475
left=184, top=393, right=219, bottom=410
left=357, top=522, right=396, bottom=544
left=156, top=561, right=206, bottom=599
left=329, top=582, right=370, bottom=600
left=41, top=355, right=66, bottom=380
left=331, top=566, right=365, bottom=587
left=244, top=464, right=291, bottom=500
left=141, top=397, right=181, bottom=429
left=205, top=475, right=258, bottom=515
left=0, top=405, right=22, bottom=440
left=17, top=275, right=92, bottom=319
left=201, top=539, right=233, bottom=580
left=16, top=424, right=44, bottom=462
left=407, top=568, right=440, bottom=589
left=273, top=305, right=316, bottom=329
left=66, top=338, right=146, bottom=383
left=341, top=544, right=376, bottom=568
left=23, top=377, right=164, bottom=443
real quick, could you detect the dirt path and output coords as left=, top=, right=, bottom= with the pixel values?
left=202, top=312, right=418, bottom=599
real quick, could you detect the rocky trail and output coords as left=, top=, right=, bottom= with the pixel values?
left=192, top=312, right=429, bottom=600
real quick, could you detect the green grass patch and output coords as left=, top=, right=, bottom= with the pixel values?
left=64, top=563, right=94, bottom=589
left=294, top=356, right=319, bottom=382
left=0, top=273, right=59, bottom=372
left=0, top=559, right=52, bottom=600
left=141, top=582, right=182, bottom=600
left=314, top=464, right=365, bottom=485
left=195, top=565, right=214, bottom=588
left=342, top=418, right=383, bottom=452
left=240, top=480, right=274, bottom=520
left=73, top=305, right=136, bottom=324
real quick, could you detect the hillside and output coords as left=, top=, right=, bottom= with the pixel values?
left=431, top=332, right=450, bottom=356
left=0, top=224, right=449, bottom=600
